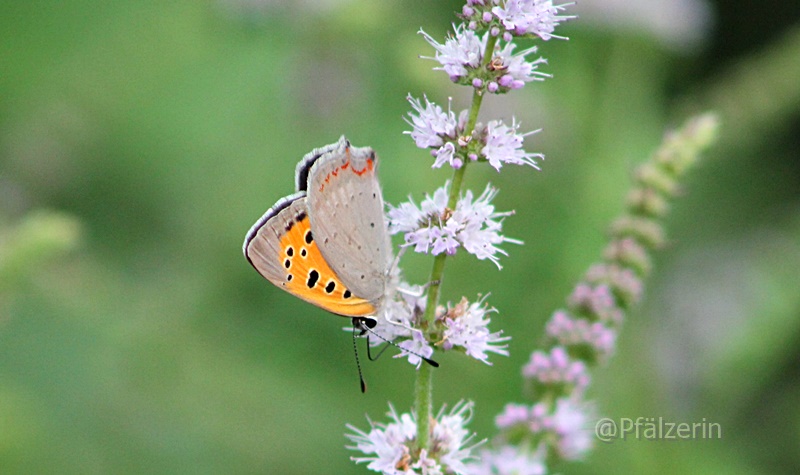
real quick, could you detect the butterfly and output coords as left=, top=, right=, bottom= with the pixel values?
left=243, top=136, right=393, bottom=324
left=243, top=137, right=437, bottom=391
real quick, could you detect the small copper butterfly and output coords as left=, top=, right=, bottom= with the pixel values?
left=243, top=136, right=394, bottom=321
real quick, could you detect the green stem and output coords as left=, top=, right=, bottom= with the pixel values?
left=414, top=32, right=498, bottom=453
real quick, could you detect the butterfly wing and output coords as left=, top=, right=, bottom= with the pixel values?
left=243, top=191, right=377, bottom=317
left=303, top=137, right=392, bottom=307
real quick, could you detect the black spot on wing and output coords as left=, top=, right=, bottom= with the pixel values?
left=307, top=270, right=319, bottom=288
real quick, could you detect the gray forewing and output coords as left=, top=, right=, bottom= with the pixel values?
left=306, top=140, right=391, bottom=305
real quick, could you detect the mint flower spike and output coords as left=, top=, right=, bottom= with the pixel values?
left=346, top=402, right=484, bottom=474
left=387, top=183, right=520, bottom=268
left=477, top=113, right=720, bottom=471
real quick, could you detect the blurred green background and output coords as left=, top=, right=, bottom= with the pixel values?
left=2, top=0, right=799, bottom=473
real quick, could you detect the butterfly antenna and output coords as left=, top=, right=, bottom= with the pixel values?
left=355, top=318, right=439, bottom=368
left=352, top=322, right=367, bottom=393
left=365, top=338, right=392, bottom=362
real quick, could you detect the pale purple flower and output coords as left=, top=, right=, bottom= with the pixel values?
left=407, top=227, right=435, bottom=254
left=482, top=399, right=591, bottom=471
left=493, top=41, right=551, bottom=89
left=568, top=283, right=624, bottom=325
left=481, top=119, right=543, bottom=171
left=420, top=25, right=487, bottom=81
left=396, top=330, right=436, bottom=368
left=492, top=0, right=574, bottom=40
left=432, top=141, right=460, bottom=169
left=347, top=402, right=482, bottom=474
left=406, top=96, right=473, bottom=169
left=346, top=405, right=417, bottom=474
left=388, top=183, right=519, bottom=268
left=388, top=200, right=425, bottom=235
left=527, top=402, right=551, bottom=433
left=545, top=311, right=617, bottom=362
left=568, top=284, right=615, bottom=315
left=441, top=297, right=509, bottom=364
left=430, top=220, right=461, bottom=255
left=434, top=402, right=481, bottom=473
left=412, top=450, right=440, bottom=474
left=522, top=346, right=591, bottom=394
left=422, top=184, right=450, bottom=215
left=495, top=403, right=531, bottom=429
left=451, top=185, right=520, bottom=268
left=406, top=95, right=458, bottom=149
left=585, top=263, right=644, bottom=307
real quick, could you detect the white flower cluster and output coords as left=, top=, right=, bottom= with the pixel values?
left=462, top=0, right=574, bottom=41
left=440, top=297, right=510, bottom=364
left=347, top=402, right=482, bottom=475
left=406, top=95, right=542, bottom=171
left=370, top=292, right=509, bottom=368
left=388, top=183, right=519, bottom=268
left=420, top=25, right=550, bottom=92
